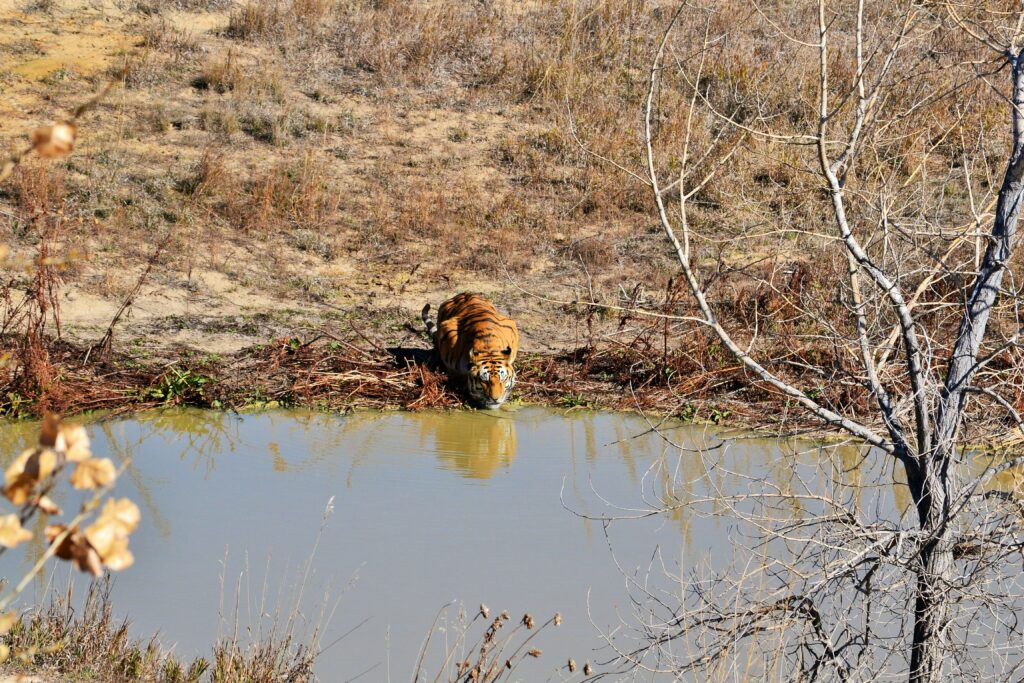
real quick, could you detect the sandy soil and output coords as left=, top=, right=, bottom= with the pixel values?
left=0, top=0, right=637, bottom=360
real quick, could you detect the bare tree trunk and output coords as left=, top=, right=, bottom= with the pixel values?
left=909, top=47, right=1024, bottom=683
left=910, top=540, right=954, bottom=683
left=908, top=464, right=955, bottom=683
left=935, top=50, right=1024, bottom=452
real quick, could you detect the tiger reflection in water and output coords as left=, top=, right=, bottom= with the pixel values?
left=419, top=411, right=517, bottom=480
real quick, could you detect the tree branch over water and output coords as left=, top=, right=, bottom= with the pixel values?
left=573, top=1, right=1024, bottom=680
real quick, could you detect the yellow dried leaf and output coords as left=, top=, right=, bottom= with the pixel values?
left=2, top=454, right=35, bottom=506
left=70, top=458, right=116, bottom=490
left=33, top=448, right=58, bottom=480
left=47, top=525, right=103, bottom=576
left=84, top=515, right=134, bottom=572
left=0, top=611, right=17, bottom=635
left=9, top=446, right=58, bottom=476
left=4, top=447, right=60, bottom=503
left=46, top=524, right=76, bottom=560
left=0, top=643, right=9, bottom=663
left=100, top=538, right=133, bottom=572
left=34, top=495, right=62, bottom=516
left=39, top=413, right=60, bottom=447
left=84, top=517, right=118, bottom=558
left=3, top=449, right=32, bottom=482
left=59, top=424, right=91, bottom=463
left=0, top=514, right=32, bottom=548
left=80, top=545, right=103, bottom=577
left=31, top=122, right=76, bottom=158
left=97, top=498, right=140, bottom=534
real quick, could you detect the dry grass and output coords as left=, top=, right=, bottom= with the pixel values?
left=4, top=580, right=206, bottom=682
left=3, top=578, right=319, bottom=682
left=5, top=0, right=1002, bottom=293
left=3, top=0, right=689, bottom=307
left=4, top=287, right=1014, bottom=444
left=0, top=0, right=1020, bottom=437
left=226, top=0, right=332, bottom=43
left=0, top=2, right=797, bottom=318
left=1, top=163, right=70, bottom=414
left=225, top=150, right=339, bottom=236
left=415, top=604, right=569, bottom=682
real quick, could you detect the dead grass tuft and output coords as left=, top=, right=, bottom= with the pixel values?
left=4, top=581, right=200, bottom=682
left=193, top=50, right=242, bottom=94
left=220, top=149, right=339, bottom=236
left=226, top=0, right=284, bottom=41
left=227, top=0, right=333, bottom=42
left=141, top=19, right=202, bottom=62
left=211, top=634, right=314, bottom=682
left=416, top=604, right=567, bottom=682
left=1, top=163, right=71, bottom=413
left=333, top=0, right=499, bottom=87
left=3, top=577, right=319, bottom=682
left=177, top=148, right=228, bottom=198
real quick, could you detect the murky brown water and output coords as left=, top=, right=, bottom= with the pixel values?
left=0, top=407, right=966, bottom=680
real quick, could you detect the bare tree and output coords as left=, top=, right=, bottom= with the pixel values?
left=572, top=1, right=1024, bottom=680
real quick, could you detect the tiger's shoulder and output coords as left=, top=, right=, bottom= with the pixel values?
left=435, top=293, right=518, bottom=367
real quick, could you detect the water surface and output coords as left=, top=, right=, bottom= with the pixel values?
left=0, top=407, right=901, bottom=680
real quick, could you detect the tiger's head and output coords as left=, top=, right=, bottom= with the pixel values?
left=466, top=348, right=516, bottom=409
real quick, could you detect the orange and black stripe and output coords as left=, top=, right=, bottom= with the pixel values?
left=422, top=293, right=519, bottom=408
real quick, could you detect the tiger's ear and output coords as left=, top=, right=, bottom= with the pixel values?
left=503, top=346, right=512, bottom=356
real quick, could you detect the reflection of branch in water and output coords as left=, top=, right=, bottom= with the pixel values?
left=611, top=420, right=640, bottom=484
left=271, top=411, right=370, bottom=478
left=99, top=421, right=172, bottom=541
left=135, top=409, right=244, bottom=476
left=566, top=416, right=594, bottom=543
left=339, top=412, right=399, bottom=488
left=133, top=409, right=340, bottom=477
left=95, top=409, right=354, bottom=543
left=94, top=411, right=253, bottom=540
left=0, top=423, right=38, bottom=464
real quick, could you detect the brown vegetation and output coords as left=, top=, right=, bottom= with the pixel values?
left=6, top=3, right=1024, bottom=680
left=414, top=604, right=571, bottom=682
left=5, top=581, right=209, bottom=682
left=4, top=579, right=318, bottom=682
left=0, top=0, right=1022, bottom=444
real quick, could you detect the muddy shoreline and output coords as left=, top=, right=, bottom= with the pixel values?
left=0, top=331, right=814, bottom=432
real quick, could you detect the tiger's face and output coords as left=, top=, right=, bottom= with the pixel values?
left=467, top=350, right=516, bottom=409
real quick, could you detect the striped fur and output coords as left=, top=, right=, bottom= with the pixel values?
left=421, top=293, right=519, bottom=409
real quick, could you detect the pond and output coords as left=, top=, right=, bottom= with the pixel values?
left=0, top=407, right=920, bottom=680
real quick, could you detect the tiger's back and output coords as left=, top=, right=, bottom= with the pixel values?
left=422, top=293, right=519, bottom=408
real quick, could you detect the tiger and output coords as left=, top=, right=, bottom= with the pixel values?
left=421, top=293, right=519, bottom=409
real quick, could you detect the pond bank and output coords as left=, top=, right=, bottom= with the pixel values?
left=0, top=333, right=827, bottom=430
